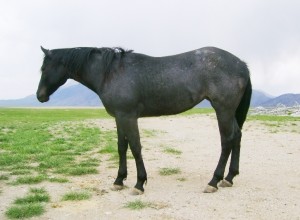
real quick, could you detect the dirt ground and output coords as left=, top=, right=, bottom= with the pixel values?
left=1, top=114, right=299, bottom=220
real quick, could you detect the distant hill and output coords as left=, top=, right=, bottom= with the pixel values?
left=0, top=84, right=102, bottom=107
left=250, top=90, right=273, bottom=106
left=0, top=84, right=299, bottom=108
left=259, top=93, right=300, bottom=107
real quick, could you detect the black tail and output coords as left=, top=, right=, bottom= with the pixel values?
left=235, top=78, right=252, bottom=129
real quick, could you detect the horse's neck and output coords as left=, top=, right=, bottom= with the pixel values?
left=71, top=69, right=103, bottom=96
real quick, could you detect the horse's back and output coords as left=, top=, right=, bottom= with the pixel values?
left=137, top=47, right=249, bottom=103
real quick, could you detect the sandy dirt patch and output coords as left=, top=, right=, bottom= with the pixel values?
left=0, top=115, right=299, bottom=219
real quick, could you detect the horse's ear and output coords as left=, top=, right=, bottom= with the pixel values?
left=41, top=46, right=52, bottom=56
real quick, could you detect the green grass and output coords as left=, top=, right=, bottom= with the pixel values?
left=12, top=175, right=47, bottom=185
left=0, top=174, right=9, bottom=180
left=159, top=167, right=181, bottom=176
left=124, top=200, right=150, bottom=210
left=56, top=166, right=98, bottom=176
left=2, top=107, right=297, bottom=217
left=14, top=193, right=50, bottom=204
left=78, top=158, right=100, bottom=167
left=29, top=187, right=48, bottom=194
left=62, top=191, right=91, bottom=201
left=142, top=129, right=159, bottom=137
left=124, top=200, right=168, bottom=210
left=0, top=108, right=115, bottom=217
left=5, top=204, right=45, bottom=219
left=10, top=170, right=32, bottom=175
left=163, top=147, right=182, bottom=155
left=248, top=114, right=300, bottom=122
left=180, top=108, right=214, bottom=115
left=98, top=130, right=122, bottom=162
left=0, top=108, right=114, bottom=184
left=248, top=114, right=300, bottom=133
left=48, top=176, right=69, bottom=183
left=6, top=187, right=49, bottom=219
left=0, top=108, right=111, bottom=124
left=180, top=108, right=300, bottom=123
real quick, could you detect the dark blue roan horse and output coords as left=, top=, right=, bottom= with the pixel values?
left=37, top=46, right=252, bottom=194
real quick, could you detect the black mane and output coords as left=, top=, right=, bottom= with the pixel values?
left=43, top=47, right=132, bottom=76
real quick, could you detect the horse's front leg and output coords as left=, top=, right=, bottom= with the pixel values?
left=112, top=119, right=129, bottom=190
left=114, top=116, right=147, bottom=195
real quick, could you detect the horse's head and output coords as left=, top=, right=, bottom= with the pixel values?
left=36, top=46, right=69, bottom=103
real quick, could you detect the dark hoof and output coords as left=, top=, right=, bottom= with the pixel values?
left=110, top=184, right=125, bottom=191
left=130, top=188, right=144, bottom=195
left=219, top=179, right=233, bottom=187
left=203, top=185, right=218, bottom=193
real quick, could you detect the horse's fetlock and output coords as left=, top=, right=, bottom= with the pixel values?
left=138, top=174, right=147, bottom=183
left=214, top=173, right=224, bottom=182
left=229, top=168, right=239, bottom=176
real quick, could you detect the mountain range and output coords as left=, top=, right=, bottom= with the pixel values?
left=0, top=84, right=299, bottom=108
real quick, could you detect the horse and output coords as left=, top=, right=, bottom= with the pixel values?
left=37, top=46, right=252, bottom=194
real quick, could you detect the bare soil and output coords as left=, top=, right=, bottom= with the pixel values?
left=1, top=115, right=299, bottom=220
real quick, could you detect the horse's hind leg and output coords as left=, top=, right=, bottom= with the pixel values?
left=220, top=129, right=242, bottom=187
left=204, top=110, right=241, bottom=193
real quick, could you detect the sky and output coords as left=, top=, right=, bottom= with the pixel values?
left=0, top=0, right=299, bottom=100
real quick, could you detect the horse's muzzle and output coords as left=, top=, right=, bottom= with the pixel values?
left=37, top=95, right=49, bottom=103
left=36, top=92, right=49, bottom=103
left=36, top=86, right=50, bottom=103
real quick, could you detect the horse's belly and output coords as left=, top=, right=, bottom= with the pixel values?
left=140, top=89, right=203, bottom=116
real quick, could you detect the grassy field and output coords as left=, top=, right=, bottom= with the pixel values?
left=0, top=107, right=298, bottom=183
left=0, top=107, right=299, bottom=218
left=0, top=107, right=298, bottom=182
left=248, top=113, right=300, bottom=133
left=0, top=109, right=112, bottom=185
left=0, top=108, right=209, bottom=178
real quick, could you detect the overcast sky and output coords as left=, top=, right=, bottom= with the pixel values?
left=0, top=0, right=299, bottom=99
